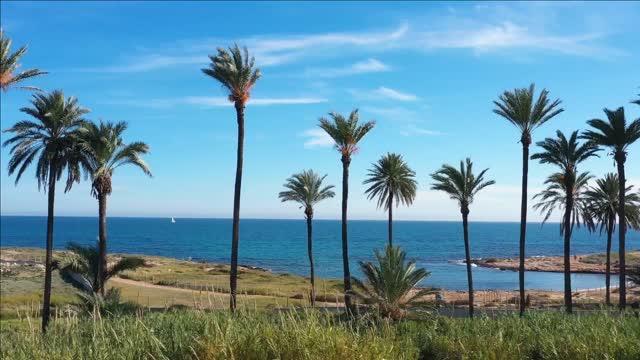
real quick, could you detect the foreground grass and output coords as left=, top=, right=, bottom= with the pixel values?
left=1, top=310, right=639, bottom=359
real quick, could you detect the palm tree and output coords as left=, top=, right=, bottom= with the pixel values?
left=278, top=170, right=335, bottom=307
left=202, top=45, right=261, bottom=312
left=532, top=130, right=599, bottom=313
left=319, top=109, right=375, bottom=313
left=584, top=173, right=640, bottom=305
left=581, top=107, right=640, bottom=310
left=58, top=242, right=145, bottom=294
left=364, top=153, right=417, bottom=247
left=0, top=29, right=47, bottom=91
left=351, top=246, right=435, bottom=320
left=430, top=158, right=495, bottom=318
left=78, top=120, right=152, bottom=296
left=2, top=90, right=90, bottom=332
left=493, top=84, right=563, bottom=316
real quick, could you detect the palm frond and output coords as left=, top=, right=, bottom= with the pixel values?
left=364, top=153, right=417, bottom=210
left=0, top=30, right=47, bottom=92
left=279, top=169, right=335, bottom=216
left=430, top=158, right=495, bottom=210
left=318, top=109, right=375, bottom=157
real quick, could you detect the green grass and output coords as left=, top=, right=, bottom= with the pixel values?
left=581, top=250, right=640, bottom=266
left=1, top=310, right=639, bottom=359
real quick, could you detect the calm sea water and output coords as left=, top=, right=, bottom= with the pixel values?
left=2, top=216, right=638, bottom=291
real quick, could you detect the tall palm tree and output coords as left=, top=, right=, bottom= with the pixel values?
left=584, top=173, right=640, bottom=305
left=493, top=84, right=563, bottom=316
left=532, top=130, right=599, bottom=313
left=319, top=109, right=375, bottom=313
left=0, top=29, right=47, bottom=91
left=2, top=90, right=90, bottom=332
left=581, top=107, right=640, bottom=310
left=430, top=158, right=495, bottom=318
left=364, top=153, right=417, bottom=247
left=351, top=246, right=435, bottom=320
left=202, top=45, right=261, bottom=312
left=278, top=170, right=335, bottom=307
left=78, top=120, right=152, bottom=296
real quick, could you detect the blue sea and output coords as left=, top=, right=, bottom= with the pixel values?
left=1, top=216, right=638, bottom=291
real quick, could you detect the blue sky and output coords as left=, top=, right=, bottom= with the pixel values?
left=1, top=1, right=639, bottom=221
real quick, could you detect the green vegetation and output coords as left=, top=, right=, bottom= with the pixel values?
left=430, top=158, right=495, bottom=318
left=2, top=310, right=639, bottom=359
left=279, top=170, right=335, bottom=307
left=493, top=83, right=564, bottom=317
left=363, top=153, right=417, bottom=247
left=0, top=29, right=47, bottom=91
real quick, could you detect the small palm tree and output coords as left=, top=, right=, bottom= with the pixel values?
left=430, top=158, right=495, bottom=318
left=583, top=174, right=640, bottom=305
left=364, top=153, right=417, bottom=247
left=279, top=170, right=335, bottom=307
left=581, top=107, right=640, bottom=310
left=202, top=45, right=261, bottom=312
left=2, top=90, right=90, bottom=332
left=351, top=246, right=434, bottom=320
left=493, top=83, right=563, bottom=316
left=0, top=29, right=47, bottom=91
left=532, top=130, right=599, bottom=313
left=78, top=120, right=152, bottom=296
left=319, top=109, right=375, bottom=313
left=58, top=242, right=144, bottom=314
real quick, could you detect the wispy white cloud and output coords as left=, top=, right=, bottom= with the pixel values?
left=350, top=86, right=418, bottom=101
left=304, top=58, right=391, bottom=78
left=301, top=128, right=334, bottom=149
left=102, top=96, right=328, bottom=108
left=399, top=124, right=443, bottom=136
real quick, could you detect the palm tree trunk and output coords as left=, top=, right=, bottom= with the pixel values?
left=563, top=183, right=574, bottom=314
left=615, top=154, right=626, bottom=311
left=230, top=101, right=245, bottom=312
left=341, top=155, right=353, bottom=314
left=518, top=137, right=530, bottom=317
left=306, top=211, right=315, bottom=307
left=388, top=192, right=393, bottom=248
left=462, top=209, right=474, bottom=318
left=98, top=193, right=107, bottom=296
left=42, top=161, right=57, bottom=333
left=605, top=216, right=614, bottom=306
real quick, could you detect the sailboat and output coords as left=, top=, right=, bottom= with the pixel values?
left=171, top=217, right=176, bottom=223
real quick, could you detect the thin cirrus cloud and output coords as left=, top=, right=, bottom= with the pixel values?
left=303, top=58, right=391, bottom=78
left=102, top=96, right=328, bottom=109
left=349, top=86, right=418, bottom=102
left=301, top=128, right=334, bottom=149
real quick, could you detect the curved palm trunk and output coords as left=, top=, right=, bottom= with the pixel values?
left=605, top=216, right=614, bottom=306
left=97, top=193, right=108, bottom=296
left=518, top=138, right=530, bottom=316
left=229, top=101, right=245, bottom=312
left=42, top=161, right=57, bottom=333
left=388, top=192, right=393, bottom=247
left=563, top=183, right=574, bottom=314
left=615, top=154, right=626, bottom=311
left=306, top=211, right=315, bottom=307
left=341, top=155, right=354, bottom=314
left=462, top=209, right=474, bottom=318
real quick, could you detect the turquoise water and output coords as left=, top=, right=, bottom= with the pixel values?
left=2, top=216, right=638, bottom=291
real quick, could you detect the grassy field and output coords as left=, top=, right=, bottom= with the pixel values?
left=1, top=309, right=639, bottom=359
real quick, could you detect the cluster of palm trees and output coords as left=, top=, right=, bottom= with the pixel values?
left=3, top=30, right=640, bottom=327
left=1, top=31, right=152, bottom=332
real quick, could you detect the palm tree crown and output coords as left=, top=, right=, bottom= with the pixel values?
left=2, top=90, right=90, bottom=191
left=581, top=107, right=640, bottom=160
left=364, top=153, right=417, bottom=210
left=430, top=158, right=495, bottom=212
left=351, top=246, right=434, bottom=320
left=318, top=109, right=375, bottom=158
left=493, top=83, right=563, bottom=143
left=201, top=44, right=261, bottom=104
left=532, top=130, right=600, bottom=175
left=79, top=120, right=152, bottom=198
left=278, top=170, right=335, bottom=216
left=0, top=29, right=47, bottom=91
left=533, top=172, right=594, bottom=235
left=584, top=173, right=640, bottom=234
